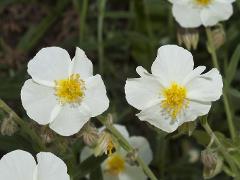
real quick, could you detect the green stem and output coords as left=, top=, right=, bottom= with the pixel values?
left=200, top=117, right=239, bottom=178
left=98, top=0, right=107, bottom=74
left=98, top=117, right=158, bottom=180
left=79, top=0, right=89, bottom=43
left=0, top=99, right=46, bottom=151
left=205, top=28, right=236, bottom=141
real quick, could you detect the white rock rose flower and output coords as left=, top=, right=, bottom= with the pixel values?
left=125, top=45, right=223, bottom=133
left=81, top=124, right=153, bottom=180
left=169, top=0, right=235, bottom=28
left=21, top=47, right=109, bottom=136
left=0, top=150, right=70, bottom=180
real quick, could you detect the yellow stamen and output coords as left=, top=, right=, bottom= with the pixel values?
left=196, top=0, right=212, bottom=6
left=106, top=154, right=125, bottom=175
left=162, top=82, right=189, bottom=119
left=106, top=140, right=115, bottom=156
left=55, top=74, right=85, bottom=104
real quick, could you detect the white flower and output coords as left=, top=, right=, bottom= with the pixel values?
left=125, top=45, right=223, bottom=133
left=169, top=0, right=235, bottom=28
left=21, top=47, right=109, bottom=136
left=81, top=124, right=153, bottom=180
left=0, top=150, right=70, bottom=180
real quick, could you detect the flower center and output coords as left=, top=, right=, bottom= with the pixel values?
left=161, top=83, right=188, bottom=119
left=106, top=154, right=125, bottom=175
left=195, top=0, right=212, bottom=6
left=55, top=74, right=85, bottom=104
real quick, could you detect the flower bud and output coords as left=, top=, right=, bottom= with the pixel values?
left=79, top=122, right=99, bottom=147
left=125, top=148, right=138, bottom=166
left=40, top=127, right=55, bottom=144
left=1, top=113, right=18, bottom=136
left=212, top=24, right=225, bottom=49
left=201, top=149, right=223, bottom=179
left=177, top=27, right=199, bottom=50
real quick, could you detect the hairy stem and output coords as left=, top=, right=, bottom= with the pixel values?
left=0, top=99, right=46, bottom=151
left=205, top=28, right=236, bottom=141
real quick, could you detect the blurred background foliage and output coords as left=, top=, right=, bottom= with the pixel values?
left=1, top=0, right=240, bottom=179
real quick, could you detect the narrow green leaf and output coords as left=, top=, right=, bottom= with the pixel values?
left=226, top=44, right=240, bottom=86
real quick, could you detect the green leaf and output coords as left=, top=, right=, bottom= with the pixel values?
left=73, top=155, right=106, bottom=179
left=225, top=44, right=240, bottom=86
left=90, top=166, right=103, bottom=180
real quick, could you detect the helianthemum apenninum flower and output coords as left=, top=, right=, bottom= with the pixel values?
left=125, top=45, right=223, bottom=133
left=169, top=0, right=235, bottom=28
left=0, top=150, right=70, bottom=180
left=81, top=124, right=153, bottom=180
left=21, top=47, right=109, bottom=136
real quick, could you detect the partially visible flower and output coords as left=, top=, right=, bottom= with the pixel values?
left=169, top=0, right=235, bottom=28
left=177, top=27, right=199, bottom=50
left=201, top=149, right=223, bottom=179
left=94, top=131, right=118, bottom=156
left=125, top=45, right=223, bottom=133
left=81, top=124, right=153, bottom=180
left=21, top=47, right=109, bottom=136
left=0, top=150, right=70, bottom=180
left=0, top=113, right=18, bottom=136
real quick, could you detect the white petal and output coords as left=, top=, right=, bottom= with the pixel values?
left=83, top=74, right=109, bottom=117
left=21, top=79, right=57, bottom=125
left=28, top=47, right=71, bottom=83
left=129, top=136, right=152, bottom=165
left=114, top=124, right=130, bottom=139
left=103, top=174, right=120, bottom=180
left=151, top=45, right=194, bottom=85
left=182, top=66, right=206, bottom=85
left=0, top=150, right=36, bottom=180
left=36, top=152, right=70, bottom=180
left=118, top=164, right=147, bottom=180
left=80, top=146, right=93, bottom=162
left=137, top=103, right=179, bottom=133
left=172, top=4, right=202, bottom=28
left=69, top=47, right=93, bottom=79
left=178, top=100, right=211, bottom=125
left=201, top=2, right=233, bottom=27
left=125, top=76, right=162, bottom=110
left=49, top=104, right=91, bottom=136
left=186, top=68, right=223, bottom=102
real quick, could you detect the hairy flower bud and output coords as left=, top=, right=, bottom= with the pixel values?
left=212, top=24, right=225, bottom=49
left=177, top=27, right=199, bottom=50
left=1, top=113, right=18, bottom=136
left=201, top=149, right=223, bottom=179
left=79, top=122, right=99, bottom=147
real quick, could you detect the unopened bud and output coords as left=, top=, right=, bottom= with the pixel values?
left=1, top=113, right=18, bottom=136
left=40, top=127, right=55, bottom=144
left=94, top=131, right=117, bottom=157
left=201, top=149, right=223, bottom=179
left=212, top=24, right=225, bottom=49
left=79, top=122, right=99, bottom=147
left=125, top=148, right=139, bottom=166
left=177, top=27, right=199, bottom=50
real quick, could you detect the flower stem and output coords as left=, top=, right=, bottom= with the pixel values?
left=0, top=99, right=46, bottom=151
left=205, top=28, right=236, bottom=141
left=98, top=0, right=107, bottom=74
left=200, top=117, right=240, bottom=178
left=98, top=116, right=158, bottom=180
